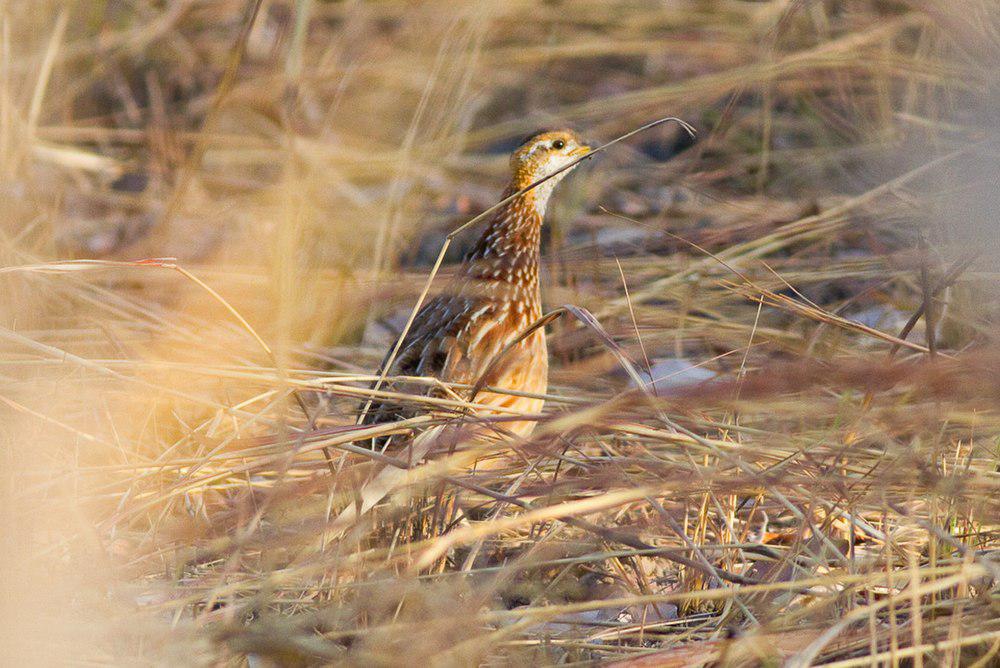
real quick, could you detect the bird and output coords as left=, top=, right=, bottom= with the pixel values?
left=361, top=129, right=591, bottom=449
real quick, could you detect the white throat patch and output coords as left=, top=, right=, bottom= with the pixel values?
left=527, top=153, right=575, bottom=212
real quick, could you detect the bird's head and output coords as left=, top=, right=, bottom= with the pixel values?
left=509, top=129, right=590, bottom=207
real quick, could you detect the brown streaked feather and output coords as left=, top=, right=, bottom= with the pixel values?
left=361, top=130, right=588, bottom=443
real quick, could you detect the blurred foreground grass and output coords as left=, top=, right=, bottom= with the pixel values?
left=1, top=1, right=999, bottom=665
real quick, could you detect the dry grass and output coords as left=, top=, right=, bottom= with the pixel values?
left=2, top=1, right=999, bottom=665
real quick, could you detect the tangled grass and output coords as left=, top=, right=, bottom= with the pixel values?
left=2, top=1, right=998, bottom=665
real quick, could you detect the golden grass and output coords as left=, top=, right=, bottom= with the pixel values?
left=2, top=0, right=999, bottom=665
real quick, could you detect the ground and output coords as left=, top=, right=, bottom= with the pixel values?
left=1, top=1, right=999, bottom=666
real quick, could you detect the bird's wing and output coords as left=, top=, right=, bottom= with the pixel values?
left=360, top=294, right=480, bottom=426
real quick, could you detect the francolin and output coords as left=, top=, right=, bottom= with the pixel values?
left=363, top=129, right=590, bottom=446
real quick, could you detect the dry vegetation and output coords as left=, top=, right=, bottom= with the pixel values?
left=2, top=0, right=999, bottom=665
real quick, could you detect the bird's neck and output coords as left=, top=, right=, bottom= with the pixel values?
left=461, top=185, right=545, bottom=297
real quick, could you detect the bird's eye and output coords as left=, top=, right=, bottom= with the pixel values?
left=552, top=139, right=566, bottom=150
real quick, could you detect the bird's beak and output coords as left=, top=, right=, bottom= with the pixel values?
left=570, top=144, right=592, bottom=157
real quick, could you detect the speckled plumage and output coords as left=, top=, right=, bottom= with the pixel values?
left=363, top=130, right=589, bottom=442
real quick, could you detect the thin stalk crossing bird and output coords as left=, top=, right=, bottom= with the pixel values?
left=362, top=129, right=591, bottom=447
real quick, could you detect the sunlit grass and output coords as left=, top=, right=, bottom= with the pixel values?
left=1, top=0, right=998, bottom=665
